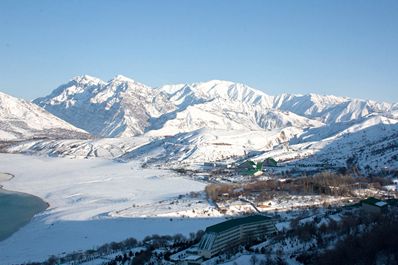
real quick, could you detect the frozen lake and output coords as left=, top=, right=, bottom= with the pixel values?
left=0, top=154, right=219, bottom=264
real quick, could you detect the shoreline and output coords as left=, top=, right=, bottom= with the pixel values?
left=0, top=172, right=15, bottom=189
left=0, top=172, right=49, bottom=242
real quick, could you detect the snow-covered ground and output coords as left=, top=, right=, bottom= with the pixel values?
left=0, top=154, right=222, bottom=264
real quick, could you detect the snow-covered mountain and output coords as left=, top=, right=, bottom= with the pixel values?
left=35, top=75, right=393, bottom=138
left=34, top=77, right=320, bottom=137
left=0, top=92, right=89, bottom=141
left=160, top=80, right=392, bottom=123
left=2, top=74, right=397, bottom=174
left=34, top=75, right=174, bottom=137
left=160, top=80, right=274, bottom=108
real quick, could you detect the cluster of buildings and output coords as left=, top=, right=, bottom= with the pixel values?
left=236, top=158, right=278, bottom=176
left=170, top=196, right=398, bottom=265
left=171, top=215, right=276, bottom=265
left=201, top=157, right=278, bottom=177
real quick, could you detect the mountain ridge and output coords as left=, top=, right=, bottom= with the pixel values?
left=1, top=75, right=397, bottom=174
left=33, top=75, right=395, bottom=138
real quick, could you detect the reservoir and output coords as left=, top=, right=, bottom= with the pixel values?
left=0, top=173, right=48, bottom=241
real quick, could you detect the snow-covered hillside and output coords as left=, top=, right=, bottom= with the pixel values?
left=4, top=128, right=299, bottom=168
left=273, top=93, right=392, bottom=123
left=0, top=92, right=89, bottom=141
left=146, top=98, right=323, bottom=136
left=4, top=136, right=151, bottom=159
left=254, top=114, right=398, bottom=174
left=119, top=128, right=301, bottom=167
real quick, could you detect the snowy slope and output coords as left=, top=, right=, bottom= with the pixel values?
left=5, top=137, right=151, bottom=159
left=254, top=114, right=398, bottom=174
left=300, top=115, right=398, bottom=172
left=273, top=93, right=392, bottom=123
left=147, top=98, right=323, bottom=136
left=118, top=128, right=302, bottom=167
left=4, top=128, right=299, bottom=166
left=0, top=91, right=89, bottom=141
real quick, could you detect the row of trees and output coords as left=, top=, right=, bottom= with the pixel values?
left=205, top=171, right=392, bottom=202
left=25, top=231, right=205, bottom=265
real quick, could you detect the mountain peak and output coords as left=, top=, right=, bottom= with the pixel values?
left=71, top=75, right=104, bottom=85
left=198, top=79, right=236, bottom=86
left=110, top=74, right=137, bottom=83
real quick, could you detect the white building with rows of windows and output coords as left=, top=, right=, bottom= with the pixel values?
left=197, top=215, right=276, bottom=259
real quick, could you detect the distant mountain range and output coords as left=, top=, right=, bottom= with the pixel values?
left=1, top=75, right=397, bottom=174
left=33, top=75, right=396, bottom=137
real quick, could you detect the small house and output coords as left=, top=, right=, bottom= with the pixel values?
left=237, top=160, right=256, bottom=175
left=263, top=157, right=278, bottom=167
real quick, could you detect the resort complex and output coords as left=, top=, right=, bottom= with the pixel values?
left=197, top=215, right=276, bottom=259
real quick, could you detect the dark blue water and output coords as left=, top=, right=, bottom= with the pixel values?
left=0, top=188, right=48, bottom=241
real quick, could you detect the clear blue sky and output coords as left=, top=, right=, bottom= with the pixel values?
left=0, top=0, right=397, bottom=102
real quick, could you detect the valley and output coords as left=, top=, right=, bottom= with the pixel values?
left=0, top=75, right=397, bottom=264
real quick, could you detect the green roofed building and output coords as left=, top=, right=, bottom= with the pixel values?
left=264, top=157, right=277, bottom=167
left=197, top=215, right=276, bottom=258
left=237, top=160, right=264, bottom=175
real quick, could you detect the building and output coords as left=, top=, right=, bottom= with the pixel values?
left=263, top=157, right=278, bottom=167
left=237, top=160, right=264, bottom=175
left=361, top=197, right=388, bottom=214
left=197, top=215, right=276, bottom=258
left=170, top=247, right=203, bottom=265
left=183, top=255, right=203, bottom=265
left=171, top=254, right=203, bottom=265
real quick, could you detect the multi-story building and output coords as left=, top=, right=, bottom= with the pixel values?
left=197, top=215, right=276, bottom=258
